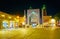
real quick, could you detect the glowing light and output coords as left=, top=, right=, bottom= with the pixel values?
left=50, top=19, right=56, bottom=30
left=22, top=22, right=25, bottom=25
left=32, top=11, right=35, bottom=14
left=14, top=18, right=19, bottom=22
left=51, top=19, right=56, bottom=23
left=9, top=16, right=11, bottom=19
left=51, top=26, right=56, bottom=30
left=17, top=16, right=19, bottom=18
left=16, top=20, right=19, bottom=22
left=2, top=20, right=8, bottom=28
left=10, top=21, right=14, bottom=28
left=15, top=22, right=18, bottom=28
left=1, top=15, right=5, bottom=17
left=32, top=24, right=37, bottom=28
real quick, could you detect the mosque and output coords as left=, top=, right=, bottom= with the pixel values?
left=0, top=4, right=55, bottom=29
left=24, top=4, right=52, bottom=27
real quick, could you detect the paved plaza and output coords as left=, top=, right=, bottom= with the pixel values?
left=0, top=27, right=60, bottom=39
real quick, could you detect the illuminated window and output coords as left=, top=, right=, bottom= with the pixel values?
left=2, top=21, right=8, bottom=28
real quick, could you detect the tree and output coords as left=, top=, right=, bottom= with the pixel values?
left=54, top=12, right=60, bottom=20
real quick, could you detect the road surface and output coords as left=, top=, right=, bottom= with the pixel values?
left=0, top=27, right=60, bottom=39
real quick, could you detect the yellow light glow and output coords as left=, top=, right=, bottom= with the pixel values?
left=9, top=16, right=11, bottom=19
left=50, top=19, right=56, bottom=30
left=14, top=18, right=19, bottom=22
left=51, top=19, right=56, bottom=23
left=17, top=16, right=19, bottom=18
left=2, top=20, right=8, bottom=27
left=51, top=26, right=56, bottom=30
left=22, top=22, right=25, bottom=25
left=3, top=20, right=8, bottom=23
left=16, top=19, right=19, bottom=22
left=1, top=15, right=5, bottom=17
left=14, top=18, right=16, bottom=20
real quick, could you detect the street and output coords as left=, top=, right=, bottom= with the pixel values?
left=0, top=27, right=60, bottom=39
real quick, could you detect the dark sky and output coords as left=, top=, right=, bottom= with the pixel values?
left=0, top=0, right=60, bottom=16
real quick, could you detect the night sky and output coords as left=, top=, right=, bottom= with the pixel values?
left=0, top=0, right=60, bottom=16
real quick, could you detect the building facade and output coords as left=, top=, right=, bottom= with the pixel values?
left=27, top=9, right=40, bottom=26
left=24, top=5, right=52, bottom=27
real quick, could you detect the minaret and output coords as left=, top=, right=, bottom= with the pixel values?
left=42, top=4, right=47, bottom=16
left=42, top=4, right=47, bottom=27
left=27, top=6, right=32, bottom=25
left=24, top=10, right=26, bottom=24
left=29, top=6, right=32, bottom=9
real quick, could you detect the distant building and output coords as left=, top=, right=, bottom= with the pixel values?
left=24, top=4, right=52, bottom=27
left=0, top=11, right=24, bottom=29
left=42, top=4, right=52, bottom=23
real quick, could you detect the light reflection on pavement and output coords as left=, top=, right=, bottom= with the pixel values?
left=0, top=27, right=60, bottom=39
